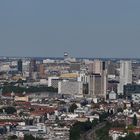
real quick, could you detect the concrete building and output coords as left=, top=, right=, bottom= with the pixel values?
left=38, top=64, right=46, bottom=79
left=118, top=61, right=132, bottom=94
left=88, top=61, right=107, bottom=98
left=77, top=73, right=88, bottom=83
left=48, top=77, right=59, bottom=87
left=107, top=61, right=116, bottom=75
left=88, top=60, right=102, bottom=74
left=101, top=61, right=107, bottom=99
left=29, top=59, right=37, bottom=79
left=17, top=59, right=22, bottom=73
left=15, top=124, right=47, bottom=139
left=58, top=81, right=83, bottom=97
left=88, top=74, right=102, bottom=98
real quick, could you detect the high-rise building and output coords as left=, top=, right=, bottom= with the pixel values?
left=88, top=61, right=107, bottom=98
left=30, top=59, right=37, bottom=72
left=29, top=59, right=37, bottom=79
left=88, top=74, right=102, bottom=98
left=88, top=60, right=102, bottom=74
left=101, top=61, right=107, bottom=98
left=48, top=77, right=59, bottom=87
left=38, top=64, right=45, bottom=79
left=107, top=61, right=116, bottom=75
left=118, top=61, right=132, bottom=94
left=17, top=59, right=22, bottom=73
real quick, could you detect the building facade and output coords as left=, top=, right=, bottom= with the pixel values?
left=118, top=61, right=132, bottom=94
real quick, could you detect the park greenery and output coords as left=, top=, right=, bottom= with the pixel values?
left=1, top=85, right=57, bottom=94
left=70, top=119, right=98, bottom=140
left=8, top=134, right=44, bottom=140
left=70, top=110, right=111, bottom=140
left=0, top=106, right=16, bottom=114
left=133, top=114, right=137, bottom=126
left=69, top=103, right=78, bottom=113
left=96, top=122, right=112, bottom=140
left=23, top=134, right=44, bottom=140
left=8, top=135, right=18, bottom=140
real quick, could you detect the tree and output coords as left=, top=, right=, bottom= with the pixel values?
left=117, top=108, right=123, bottom=113
left=24, top=134, right=35, bottom=140
left=8, top=135, right=18, bottom=140
left=92, top=119, right=99, bottom=127
left=24, top=134, right=43, bottom=140
left=99, top=112, right=109, bottom=122
left=69, top=103, right=78, bottom=113
left=133, top=114, right=137, bottom=126
left=96, top=122, right=112, bottom=140
left=3, top=106, right=16, bottom=114
left=70, top=121, right=93, bottom=140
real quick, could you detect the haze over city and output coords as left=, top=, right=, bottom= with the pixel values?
left=0, top=0, right=140, bottom=58
left=1, top=1, right=140, bottom=140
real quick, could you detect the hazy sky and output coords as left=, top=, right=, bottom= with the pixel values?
left=0, top=0, right=140, bottom=58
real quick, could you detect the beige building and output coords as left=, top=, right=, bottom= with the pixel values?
left=15, top=96, right=29, bottom=102
left=88, top=61, right=107, bottom=98
left=88, top=74, right=102, bottom=98
left=88, top=60, right=102, bottom=74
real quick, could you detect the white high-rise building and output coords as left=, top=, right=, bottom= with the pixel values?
left=118, top=61, right=132, bottom=94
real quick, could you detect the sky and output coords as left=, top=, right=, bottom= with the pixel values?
left=0, top=0, right=140, bottom=58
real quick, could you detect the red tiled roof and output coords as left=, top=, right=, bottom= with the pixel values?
left=0, top=121, right=18, bottom=126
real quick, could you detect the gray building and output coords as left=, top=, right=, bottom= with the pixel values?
left=58, top=80, right=83, bottom=97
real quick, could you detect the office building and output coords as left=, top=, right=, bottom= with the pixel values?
left=17, top=59, right=22, bottom=73
left=88, top=74, right=102, bottom=98
left=58, top=81, right=83, bottom=97
left=77, top=73, right=88, bottom=83
left=88, top=60, right=102, bottom=74
left=101, top=61, right=107, bottom=98
left=124, top=84, right=140, bottom=96
left=48, top=76, right=62, bottom=88
left=48, top=77, right=59, bottom=87
left=107, top=61, right=116, bottom=75
left=29, top=59, right=37, bottom=79
left=29, top=59, right=37, bottom=72
left=38, top=64, right=45, bottom=79
left=88, top=61, right=107, bottom=98
left=118, top=61, right=132, bottom=94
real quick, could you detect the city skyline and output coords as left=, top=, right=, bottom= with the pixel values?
left=1, top=1, right=140, bottom=139
left=0, top=0, right=140, bottom=58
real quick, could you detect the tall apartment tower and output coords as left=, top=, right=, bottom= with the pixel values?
left=101, top=61, right=107, bottom=98
left=29, top=59, right=37, bottom=79
left=88, top=74, right=102, bottom=98
left=38, top=64, right=45, bottom=79
left=88, top=60, right=102, bottom=74
left=118, top=61, right=132, bottom=94
left=88, top=61, right=107, bottom=98
left=17, top=59, right=23, bottom=73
